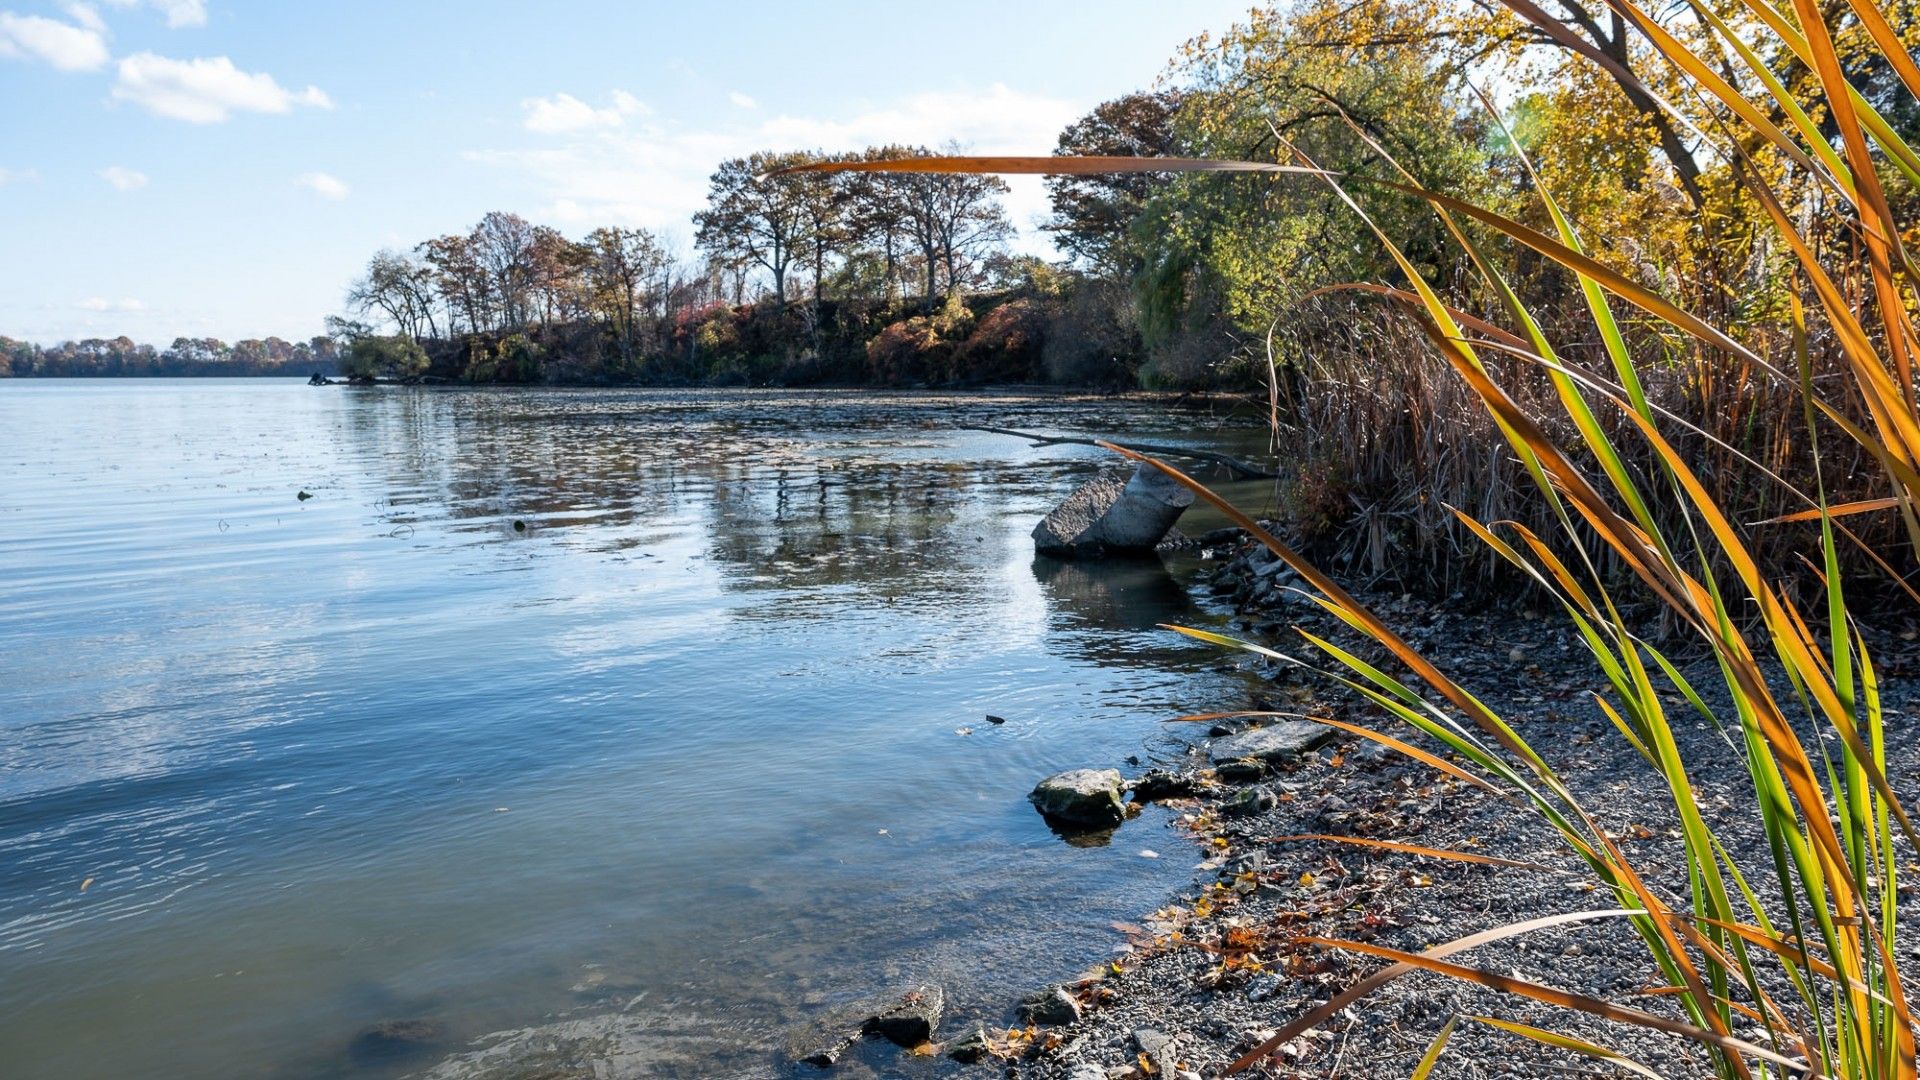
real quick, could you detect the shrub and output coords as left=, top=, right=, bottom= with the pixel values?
left=953, top=297, right=1047, bottom=383
left=344, top=335, right=428, bottom=381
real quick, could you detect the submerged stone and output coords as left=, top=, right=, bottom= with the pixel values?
left=785, top=984, right=947, bottom=1066
left=349, top=1018, right=448, bottom=1066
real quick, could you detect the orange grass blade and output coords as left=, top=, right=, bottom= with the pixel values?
left=1295, top=937, right=1813, bottom=1071
left=1168, top=709, right=1501, bottom=793
left=1261, top=833, right=1557, bottom=870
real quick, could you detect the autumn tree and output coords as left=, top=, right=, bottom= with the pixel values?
left=471, top=211, right=539, bottom=330
left=347, top=249, right=441, bottom=339
left=785, top=154, right=858, bottom=304
left=583, top=226, right=668, bottom=365
left=894, top=148, right=1013, bottom=305
left=845, top=144, right=927, bottom=304
left=345, top=335, right=429, bottom=380
left=526, top=226, right=588, bottom=328
left=1045, top=91, right=1184, bottom=276
left=1456, top=0, right=1708, bottom=208
left=694, top=152, right=809, bottom=307
left=419, top=233, right=490, bottom=336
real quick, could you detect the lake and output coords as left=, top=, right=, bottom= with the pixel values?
left=0, top=380, right=1271, bottom=1078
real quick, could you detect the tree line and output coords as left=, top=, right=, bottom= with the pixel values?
left=0, top=334, right=340, bottom=378
left=12, top=0, right=1911, bottom=395
left=315, top=142, right=1041, bottom=385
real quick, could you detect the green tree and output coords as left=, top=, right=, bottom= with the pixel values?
left=345, top=335, right=429, bottom=380
left=1133, top=0, right=1496, bottom=378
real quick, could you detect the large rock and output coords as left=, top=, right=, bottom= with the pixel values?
left=867, top=985, right=944, bottom=1047
left=1210, top=721, right=1334, bottom=768
left=1030, top=769, right=1127, bottom=827
left=1033, top=464, right=1195, bottom=557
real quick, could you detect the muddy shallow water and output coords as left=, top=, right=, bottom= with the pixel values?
left=0, top=382, right=1275, bottom=1078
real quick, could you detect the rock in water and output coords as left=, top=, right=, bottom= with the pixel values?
left=1030, top=769, right=1127, bottom=827
left=1209, top=722, right=1334, bottom=767
left=867, top=985, right=944, bottom=1047
left=785, top=985, right=946, bottom=1065
left=349, top=1018, right=447, bottom=1066
left=947, top=1025, right=994, bottom=1063
left=784, top=1000, right=869, bottom=1068
left=1032, top=464, right=1195, bottom=557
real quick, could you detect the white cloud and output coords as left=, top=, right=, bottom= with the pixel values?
left=62, top=2, right=106, bottom=33
left=111, top=52, right=333, bottom=123
left=99, top=165, right=149, bottom=190
left=521, top=90, right=646, bottom=134
left=103, top=0, right=206, bottom=28
left=728, top=91, right=757, bottom=110
left=0, top=11, right=110, bottom=71
left=77, top=296, right=146, bottom=311
left=475, top=83, right=1078, bottom=252
left=293, top=171, right=348, bottom=200
left=152, top=0, right=204, bottom=27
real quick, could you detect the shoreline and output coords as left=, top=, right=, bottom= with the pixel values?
left=965, top=537, right=1920, bottom=1079
left=387, top=524, right=1920, bottom=1079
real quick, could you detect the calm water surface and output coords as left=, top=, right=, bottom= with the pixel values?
left=0, top=381, right=1273, bottom=1079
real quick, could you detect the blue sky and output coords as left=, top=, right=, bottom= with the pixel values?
left=0, top=1, right=1255, bottom=345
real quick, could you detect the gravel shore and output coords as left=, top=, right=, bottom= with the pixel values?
left=990, top=536, right=1920, bottom=1080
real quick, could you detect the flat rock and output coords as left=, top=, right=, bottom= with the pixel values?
left=784, top=1003, right=868, bottom=1068
left=1030, top=769, right=1126, bottom=827
left=1213, top=759, right=1265, bottom=783
left=1133, top=1027, right=1177, bottom=1076
left=1209, top=721, right=1333, bottom=767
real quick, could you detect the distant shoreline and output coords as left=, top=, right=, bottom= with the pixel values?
left=0, top=373, right=1250, bottom=406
